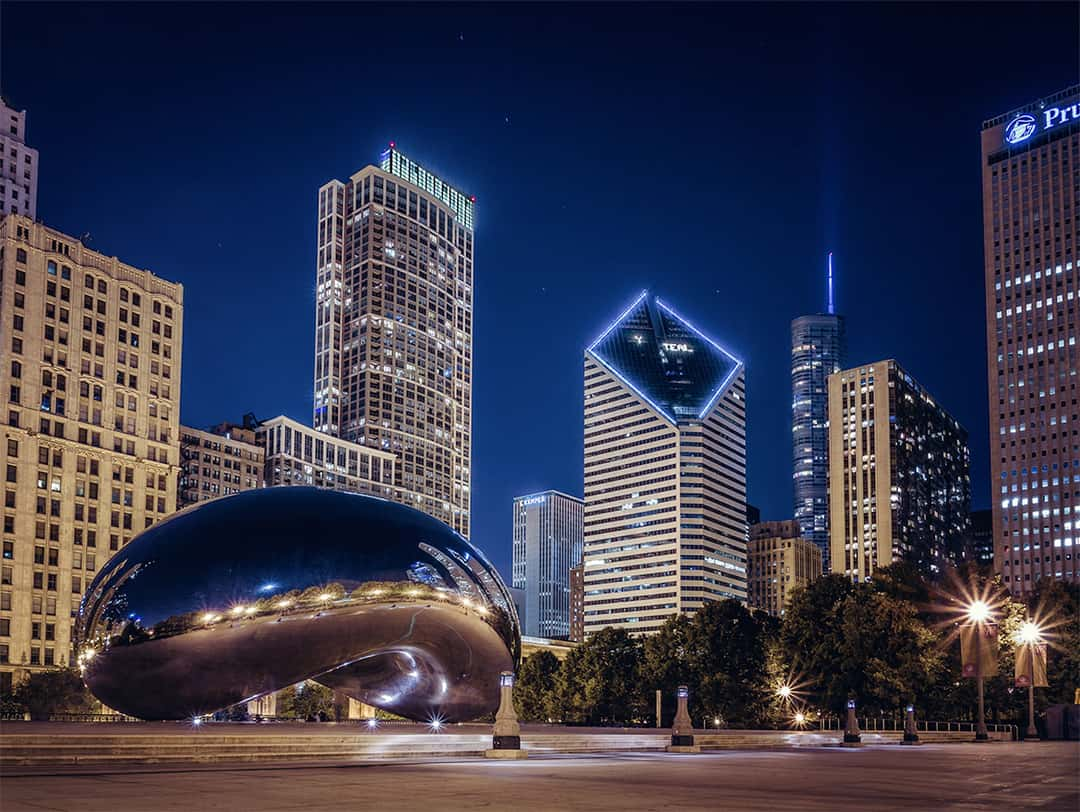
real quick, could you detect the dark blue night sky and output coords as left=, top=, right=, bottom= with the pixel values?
left=4, top=3, right=1077, bottom=578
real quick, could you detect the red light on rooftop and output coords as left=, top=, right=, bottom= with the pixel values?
left=469, top=195, right=476, bottom=203
left=389, top=141, right=396, bottom=148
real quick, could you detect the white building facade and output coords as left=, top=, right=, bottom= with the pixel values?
left=1, top=98, right=38, bottom=220
left=582, top=292, right=747, bottom=638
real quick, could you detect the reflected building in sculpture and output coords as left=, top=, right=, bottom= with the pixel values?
left=582, top=292, right=747, bottom=637
left=791, top=253, right=846, bottom=573
left=76, top=487, right=519, bottom=723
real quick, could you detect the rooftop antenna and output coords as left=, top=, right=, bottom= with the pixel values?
left=826, top=251, right=835, bottom=315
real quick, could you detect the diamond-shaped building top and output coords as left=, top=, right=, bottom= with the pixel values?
left=586, top=291, right=743, bottom=423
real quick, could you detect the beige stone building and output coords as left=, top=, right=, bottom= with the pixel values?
left=0, top=215, right=182, bottom=690
left=747, top=520, right=821, bottom=617
left=178, top=421, right=264, bottom=508
left=256, top=414, right=395, bottom=497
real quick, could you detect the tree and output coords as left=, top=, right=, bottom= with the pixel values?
left=640, top=614, right=693, bottom=726
left=276, top=681, right=334, bottom=721
left=548, top=627, right=642, bottom=725
left=1029, top=579, right=1079, bottom=707
left=781, top=575, right=943, bottom=715
left=684, top=600, right=777, bottom=728
left=514, top=650, right=559, bottom=722
left=11, top=668, right=98, bottom=720
left=780, top=575, right=854, bottom=714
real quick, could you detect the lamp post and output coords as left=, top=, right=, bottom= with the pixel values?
left=965, top=599, right=994, bottom=742
left=1016, top=620, right=1044, bottom=741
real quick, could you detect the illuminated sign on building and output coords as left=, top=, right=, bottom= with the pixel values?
left=1003, top=100, right=1080, bottom=146
left=519, top=495, right=547, bottom=507
left=662, top=342, right=693, bottom=353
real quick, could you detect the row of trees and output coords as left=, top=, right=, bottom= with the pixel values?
left=514, top=564, right=1079, bottom=727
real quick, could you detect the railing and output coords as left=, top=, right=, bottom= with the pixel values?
left=817, top=717, right=1017, bottom=736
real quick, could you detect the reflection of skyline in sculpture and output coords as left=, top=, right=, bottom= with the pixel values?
left=76, top=488, right=520, bottom=722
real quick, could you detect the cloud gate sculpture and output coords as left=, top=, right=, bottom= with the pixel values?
left=76, top=487, right=520, bottom=722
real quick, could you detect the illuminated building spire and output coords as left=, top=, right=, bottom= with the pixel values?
left=826, top=251, right=835, bottom=315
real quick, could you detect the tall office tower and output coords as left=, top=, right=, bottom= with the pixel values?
left=0, top=216, right=182, bottom=690
left=981, top=86, right=1079, bottom=593
left=791, top=253, right=846, bottom=572
left=178, top=421, right=264, bottom=508
left=511, top=490, right=584, bottom=639
left=313, top=144, right=474, bottom=536
left=582, top=292, right=747, bottom=637
left=256, top=414, right=395, bottom=497
left=568, top=563, right=584, bottom=643
left=0, top=98, right=38, bottom=220
left=828, top=360, right=971, bottom=581
left=962, top=508, right=994, bottom=568
left=747, top=520, right=821, bottom=617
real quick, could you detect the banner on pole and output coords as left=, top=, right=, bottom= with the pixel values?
left=1015, top=643, right=1049, bottom=688
left=960, top=623, right=999, bottom=678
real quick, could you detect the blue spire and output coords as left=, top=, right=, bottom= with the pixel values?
left=826, top=251, right=835, bottom=315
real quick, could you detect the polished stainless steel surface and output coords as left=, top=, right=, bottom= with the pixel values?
left=76, top=487, right=520, bottom=722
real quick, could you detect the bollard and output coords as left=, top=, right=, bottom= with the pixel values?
left=667, top=685, right=701, bottom=753
left=901, top=705, right=920, bottom=745
left=485, top=671, right=528, bottom=759
left=842, top=699, right=862, bottom=746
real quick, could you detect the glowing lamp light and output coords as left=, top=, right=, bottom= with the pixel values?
left=428, top=718, right=444, bottom=732
left=777, top=684, right=793, bottom=699
left=1016, top=620, right=1043, bottom=646
left=794, top=712, right=806, bottom=724
left=202, top=613, right=218, bottom=624
left=192, top=717, right=203, bottom=727
left=244, top=606, right=257, bottom=615
left=966, top=600, right=992, bottom=624
left=367, top=718, right=379, bottom=730
left=276, top=600, right=292, bottom=610
left=231, top=606, right=246, bottom=616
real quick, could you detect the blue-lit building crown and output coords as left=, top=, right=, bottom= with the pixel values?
left=587, top=292, right=743, bottom=423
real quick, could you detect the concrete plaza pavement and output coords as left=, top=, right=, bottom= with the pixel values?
left=1, top=742, right=1077, bottom=811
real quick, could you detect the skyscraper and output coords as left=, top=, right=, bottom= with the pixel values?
left=0, top=216, right=182, bottom=691
left=582, top=292, right=747, bottom=637
left=0, top=97, right=38, bottom=220
left=828, top=360, right=971, bottom=581
left=747, top=520, right=821, bottom=617
left=511, top=490, right=583, bottom=639
left=791, top=253, right=846, bottom=572
left=178, top=421, right=263, bottom=507
left=313, top=145, right=474, bottom=536
left=981, top=86, right=1079, bottom=594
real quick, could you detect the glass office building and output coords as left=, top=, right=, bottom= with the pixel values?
left=511, top=490, right=583, bottom=639
left=791, top=254, right=846, bottom=572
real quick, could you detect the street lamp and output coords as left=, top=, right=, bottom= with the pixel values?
left=1014, top=619, right=1044, bottom=741
left=776, top=684, right=793, bottom=701
left=965, top=599, right=996, bottom=742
